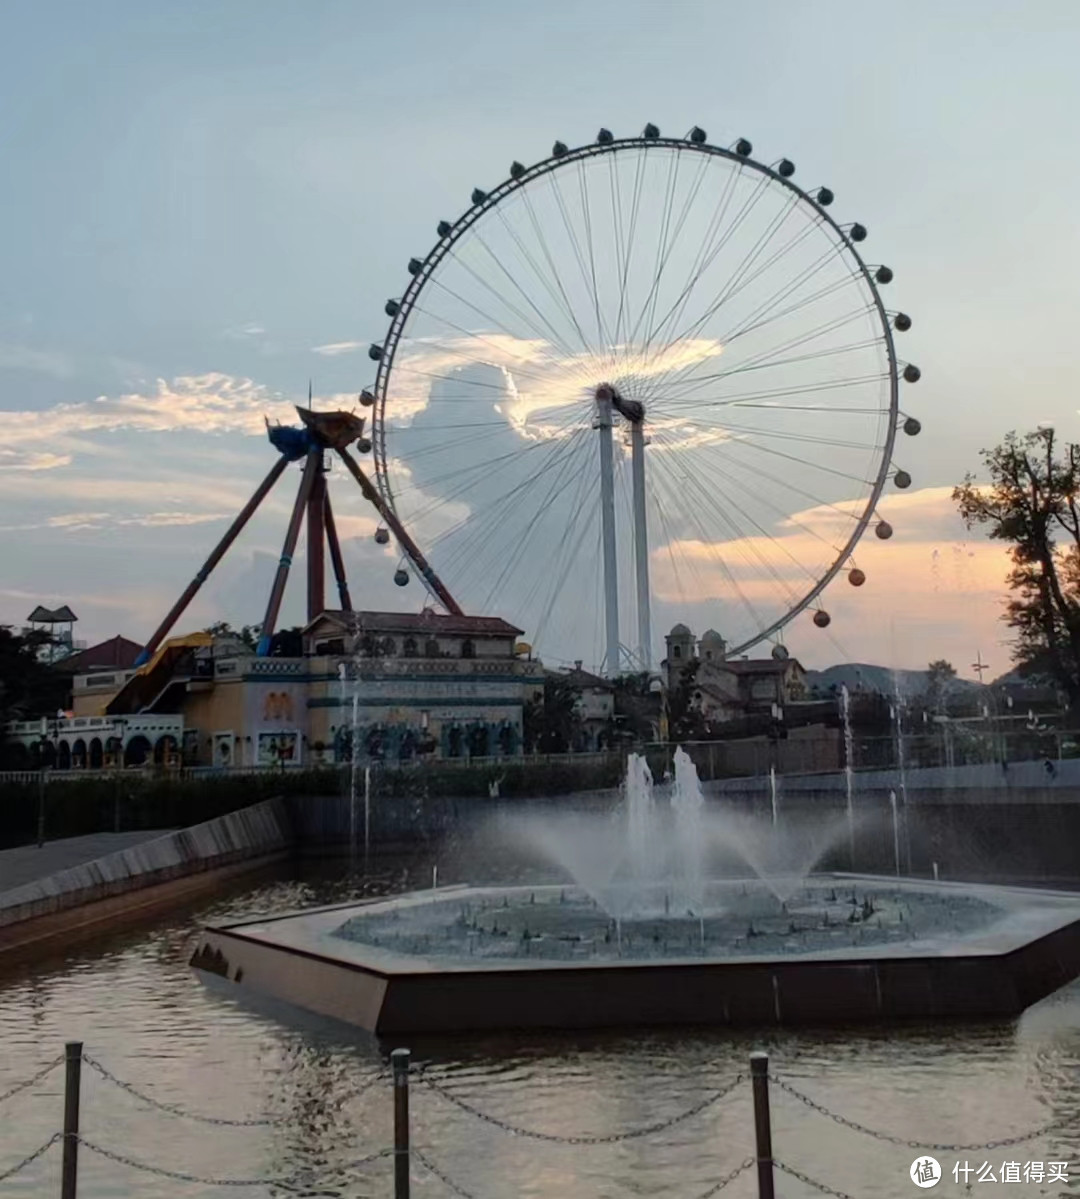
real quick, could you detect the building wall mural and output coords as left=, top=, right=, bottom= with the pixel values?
left=245, top=682, right=307, bottom=766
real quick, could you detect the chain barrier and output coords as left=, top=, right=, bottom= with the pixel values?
left=83, top=1052, right=286, bottom=1126
left=0, top=1132, right=62, bottom=1184
left=775, top=1159, right=857, bottom=1199
left=78, top=1135, right=391, bottom=1191
left=773, top=1074, right=1066, bottom=1151
left=419, top=1071, right=745, bottom=1145
left=415, top=1147, right=478, bottom=1199
left=0, top=1054, right=64, bottom=1106
left=695, top=1156, right=755, bottom=1197
left=84, top=1052, right=385, bottom=1127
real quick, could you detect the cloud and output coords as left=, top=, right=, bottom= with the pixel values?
left=223, top=323, right=266, bottom=339
left=0, top=510, right=231, bottom=533
left=0, top=448, right=73, bottom=471
left=384, top=334, right=725, bottom=432
left=0, top=374, right=369, bottom=460
left=645, top=485, right=1015, bottom=674
left=313, top=340, right=364, bottom=357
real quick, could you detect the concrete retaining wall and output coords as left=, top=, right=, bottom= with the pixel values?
left=0, top=798, right=293, bottom=932
left=707, top=758, right=1080, bottom=803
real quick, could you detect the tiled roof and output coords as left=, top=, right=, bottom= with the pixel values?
left=307, top=609, right=524, bottom=637
left=720, top=658, right=802, bottom=676
left=58, top=635, right=141, bottom=673
left=28, top=604, right=78, bottom=623
left=551, top=666, right=612, bottom=690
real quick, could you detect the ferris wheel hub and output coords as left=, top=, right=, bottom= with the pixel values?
left=595, top=382, right=645, bottom=425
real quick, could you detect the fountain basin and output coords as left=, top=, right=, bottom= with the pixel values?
left=191, top=875, right=1080, bottom=1035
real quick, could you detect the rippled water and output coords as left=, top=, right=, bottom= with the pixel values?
left=2, top=858, right=1080, bottom=1198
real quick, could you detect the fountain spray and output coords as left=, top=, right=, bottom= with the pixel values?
left=840, top=684, right=855, bottom=866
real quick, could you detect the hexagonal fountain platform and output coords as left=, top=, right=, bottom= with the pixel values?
left=191, top=875, right=1080, bottom=1036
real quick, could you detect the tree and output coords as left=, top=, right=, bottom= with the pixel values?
left=204, top=621, right=259, bottom=649
left=0, top=627, right=68, bottom=765
left=667, top=659, right=710, bottom=742
left=522, top=675, right=581, bottom=753
left=954, top=428, right=1080, bottom=705
left=925, top=659, right=957, bottom=713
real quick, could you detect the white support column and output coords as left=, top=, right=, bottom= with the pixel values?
left=596, top=392, right=620, bottom=678
left=630, top=420, right=651, bottom=672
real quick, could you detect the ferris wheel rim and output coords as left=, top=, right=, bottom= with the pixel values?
left=368, top=130, right=903, bottom=658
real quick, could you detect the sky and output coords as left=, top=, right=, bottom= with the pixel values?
left=2, top=0, right=1079, bottom=679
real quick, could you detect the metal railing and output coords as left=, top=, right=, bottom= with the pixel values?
left=1, top=1042, right=1072, bottom=1197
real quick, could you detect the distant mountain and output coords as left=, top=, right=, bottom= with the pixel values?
left=805, top=662, right=981, bottom=699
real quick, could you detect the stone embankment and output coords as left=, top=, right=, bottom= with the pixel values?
left=0, top=798, right=292, bottom=957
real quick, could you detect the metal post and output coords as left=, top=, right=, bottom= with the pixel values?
left=306, top=462, right=327, bottom=622
left=391, top=1048, right=410, bottom=1199
left=596, top=391, right=620, bottom=678
left=750, top=1052, right=774, bottom=1199
left=630, top=419, right=651, bottom=672
left=134, top=455, right=288, bottom=665
left=258, top=450, right=321, bottom=656
left=37, top=768, right=46, bottom=847
left=323, top=490, right=354, bottom=611
left=61, top=1041, right=82, bottom=1199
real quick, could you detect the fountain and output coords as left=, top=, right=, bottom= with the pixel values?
left=840, top=684, right=856, bottom=864
left=193, top=749, right=1080, bottom=1036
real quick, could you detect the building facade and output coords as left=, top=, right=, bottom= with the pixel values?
left=664, top=623, right=808, bottom=722
left=5, top=610, right=544, bottom=769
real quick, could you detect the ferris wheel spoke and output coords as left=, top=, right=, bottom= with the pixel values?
left=642, top=165, right=763, bottom=358
left=465, top=227, right=586, bottom=362
left=680, top=437, right=858, bottom=558
left=656, top=439, right=819, bottom=596
left=644, top=192, right=807, bottom=393
left=563, top=163, right=614, bottom=362
left=654, top=244, right=863, bottom=404
left=701, top=440, right=867, bottom=530
left=702, top=426, right=879, bottom=486
left=432, top=427, right=590, bottom=560
left=658, top=340, right=888, bottom=403
left=661, top=191, right=803, bottom=355
left=627, top=149, right=703, bottom=351
left=650, top=461, right=769, bottom=632
left=642, top=173, right=779, bottom=376
left=721, top=274, right=863, bottom=351
left=612, top=149, right=648, bottom=365
left=479, top=434, right=595, bottom=610
left=394, top=429, right=575, bottom=509
left=407, top=292, right=585, bottom=386
left=656, top=373, right=890, bottom=419
left=653, top=417, right=879, bottom=456
left=442, top=243, right=581, bottom=363
left=468, top=445, right=592, bottom=613
left=531, top=442, right=603, bottom=644
left=706, top=249, right=864, bottom=359
left=492, top=198, right=594, bottom=360
left=667, top=337, right=886, bottom=396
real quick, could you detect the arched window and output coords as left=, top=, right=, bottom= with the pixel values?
left=380, top=637, right=396, bottom=656
left=425, top=637, right=440, bottom=658
left=673, top=644, right=682, bottom=659
left=403, top=637, right=418, bottom=658
left=461, top=638, right=475, bottom=659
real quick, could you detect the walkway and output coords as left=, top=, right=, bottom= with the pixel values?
left=0, top=831, right=172, bottom=899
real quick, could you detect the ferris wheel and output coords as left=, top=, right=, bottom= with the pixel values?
left=361, top=124, right=921, bottom=676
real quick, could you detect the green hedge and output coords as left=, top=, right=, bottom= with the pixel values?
left=0, top=758, right=633, bottom=850
left=0, top=770, right=336, bottom=850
